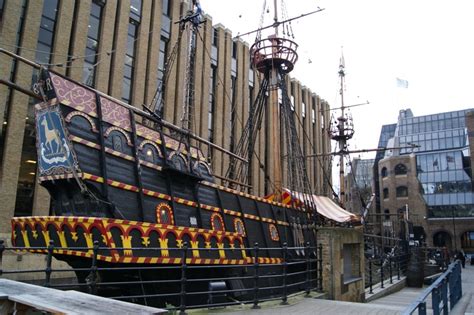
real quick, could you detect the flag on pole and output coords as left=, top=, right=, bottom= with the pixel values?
left=396, top=78, right=409, bottom=88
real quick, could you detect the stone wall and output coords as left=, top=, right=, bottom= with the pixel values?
left=317, top=227, right=365, bottom=302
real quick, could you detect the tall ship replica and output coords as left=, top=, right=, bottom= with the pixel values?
left=8, top=0, right=357, bottom=307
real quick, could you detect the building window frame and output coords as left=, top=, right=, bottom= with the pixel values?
left=396, top=186, right=408, bottom=198
left=394, top=163, right=408, bottom=175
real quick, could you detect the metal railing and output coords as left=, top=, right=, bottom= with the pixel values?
left=365, top=253, right=410, bottom=294
left=402, top=260, right=462, bottom=315
left=0, top=240, right=323, bottom=313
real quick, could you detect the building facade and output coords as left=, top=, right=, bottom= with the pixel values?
left=375, top=108, right=474, bottom=252
left=0, top=0, right=332, bottom=237
left=344, top=157, right=374, bottom=216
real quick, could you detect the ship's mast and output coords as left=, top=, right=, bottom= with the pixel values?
left=226, top=2, right=323, bottom=210
left=330, top=57, right=354, bottom=207
left=269, top=0, right=283, bottom=201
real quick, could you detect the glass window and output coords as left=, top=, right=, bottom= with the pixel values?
left=394, top=163, right=407, bottom=175
left=0, top=0, right=4, bottom=23
left=130, top=0, right=142, bottom=21
left=38, top=28, right=53, bottom=45
left=396, top=186, right=408, bottom=197
left=82, top=1, right=103, bottom=86
left=162, top=0, right=170, bottom=16
left=381, top=167, right=388, bottom=178
left=122, top=15, right=139, bottom=103
left=35, top=42, right=51, bottom=64
left=383, top=188, right=389, bottom=199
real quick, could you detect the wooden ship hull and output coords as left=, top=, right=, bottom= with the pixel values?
left=11, top=69, right=317, bottom=305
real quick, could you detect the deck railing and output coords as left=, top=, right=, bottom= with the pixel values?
left=402, top=260, right=462, bottom=315
left=365, top=253, right=410, bottom=293
left=0, top=240, right=323, bottom=313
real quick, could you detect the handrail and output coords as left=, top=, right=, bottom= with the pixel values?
left=402, top=260, right=462, bottom=315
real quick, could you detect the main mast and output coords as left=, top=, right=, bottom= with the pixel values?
left=250, top=1, right=297, bottom=201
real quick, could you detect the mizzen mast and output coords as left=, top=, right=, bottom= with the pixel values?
left=329, top=56, right=355, bottom=207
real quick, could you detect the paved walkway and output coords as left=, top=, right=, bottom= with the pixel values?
left=201, top=263, right=474, bottom=315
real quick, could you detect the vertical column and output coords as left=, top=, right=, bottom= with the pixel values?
left=108, top=0, right=131, bottom=99
left=50, top=0, right=76, bottom=74
left=143, top=1, right=162, bottom=106
left=95, top=1, right=118, bottom=92
left=168, top=1, right=188, bottom=125
left=0, top=0, right=23, bottom=147
left=131, top=0, right=152, bottom=107
left=0, top=0, right=43, bottom=233
left=65, top=0, right=91, bottom=80
left=269, top=68, right=281, bottom=200
left=213, top=26, right=231, bottom=181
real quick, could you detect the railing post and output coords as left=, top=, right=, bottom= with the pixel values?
left=281, top=242, right=288, bottom=305
left=442, top=278, right=448, bottom=315
left=318, top=243, right=323, bottom=292
left=419, top=301, right=427, bottom=315
left=252, top=242, right=260, bottom=309
left=389, top=256, right=393, bottom=284
left=305, top=242, right=311, bottom=296
left=88, top=240, right=99, bottom=295
left=432, top=287, right=440, bottom=314
left=0, top=239, right=4, bottom=276
left=45, top=240, right=54, bottom=287
left=369, top=259, right=373, bottom=294
left=397, top=254, right=401, bottom=280
left=179, top=242, right=188, bottom=315
left=380, top=258, right=384, bottom=289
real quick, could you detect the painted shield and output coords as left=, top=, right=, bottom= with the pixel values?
left=36, top=107, right=78, bottom=178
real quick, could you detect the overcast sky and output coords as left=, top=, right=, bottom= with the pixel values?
left=199, top=0, right=474, bottom=191
left=200, top=0, right=474, bottom=155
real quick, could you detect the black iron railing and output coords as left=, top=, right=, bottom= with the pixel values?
left=402, top=260, right=462, bottom=315
left=365, top=253, right=410, bottom=293
left=0, top=240, right=323, bottom=312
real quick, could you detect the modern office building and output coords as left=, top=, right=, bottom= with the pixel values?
left=344, top=157, right=374, bottom=216
left=0, top=0, right=332, bottom=240
left=375, top=108, right=474, bottom=252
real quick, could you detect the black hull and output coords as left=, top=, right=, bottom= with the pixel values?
left=12, top=69, right=318, bottom=305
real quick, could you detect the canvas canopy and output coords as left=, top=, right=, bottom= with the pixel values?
left=266, top=188, right=360, bottom=223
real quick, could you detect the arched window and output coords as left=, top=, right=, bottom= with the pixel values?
left=211, top=213, right=225, bottom=231
left=396, top=186, right=408, bottom=198
left=156, top=202, right=174, bottom=225
left=394, top=163, right=407, bottom=175
left=233, top=218, right=246, bottom=236
left=269, top=224, right=279, bottom=241
left=383, top=188, right=389, bottom=199
left=112, top=135, right=123, bottom=152
left=381, top=167, right=388, bottom=178
left=384, top=209, right=390, bottom=220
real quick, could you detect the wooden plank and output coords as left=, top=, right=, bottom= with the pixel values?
left=0, top=279, right=165, bottom=314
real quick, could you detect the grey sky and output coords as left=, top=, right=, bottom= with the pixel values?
left=200, top=0, right=474, bottom=158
